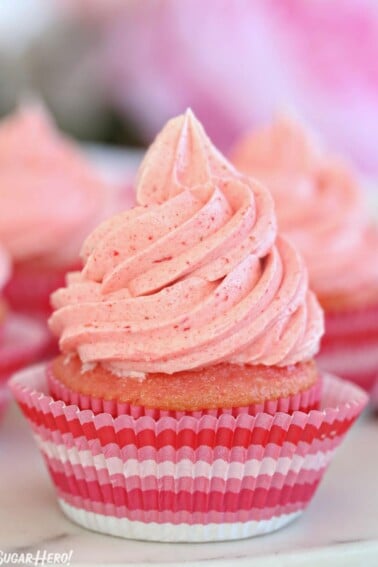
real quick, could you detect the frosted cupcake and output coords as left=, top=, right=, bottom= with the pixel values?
left=10, top=111, right=367, bottom=541
left=0, top=244, right=48, bottom=420
left=0, top=102, right=110, bottom=316
left=231, top=116, right=378, bottom=400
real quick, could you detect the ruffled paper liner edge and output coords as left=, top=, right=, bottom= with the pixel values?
left=0, top=314, right=50, bottom=380
left=0, top=382, right=9, bottom=422
left=318, top=304, right=378, bottom=395
left=9, top=363, right=368, bottom=542
left=46, top=365, right=323, bottom=419
left=58, top=499, right=302, bottom=542
left=371, top=379, right=378, bottom=410
left=4, top=261, right=79, bottom=314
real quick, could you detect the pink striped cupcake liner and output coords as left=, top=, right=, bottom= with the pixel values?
left=4, top=261, right=79, bottom=315
left=0, top=314, right=49, bottom=422
left=371, top=379, right=378, bottom=411
left=317, top=304, right=378, bottom=395
left=0, top=315, right=49, bottom=380
left=0, top=382, right=9, bottom=422
left=46, top=366, right=323, bottom=419
left=10, top=363, right=367, bottom=542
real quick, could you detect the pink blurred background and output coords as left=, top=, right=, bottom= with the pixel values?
left=1, top=0, right=377, bottom=175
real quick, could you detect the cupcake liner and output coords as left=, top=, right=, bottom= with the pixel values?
left=10, top=363, right=367, bottom=542
left=318, top=337, right=378, bottom=393
left=0, top=314, right=50, bottom=381
left=324, top=302, right=378, bottom=337
left=0, top=382, right=9, bottom=422
left=371, top=379, right=378, bottom=411
left=57, top=500, right=303, bottom=541
left=4, top=261, right=79, bottom=315
left=318, top=305, right=378, bottom=394
left=26, top=315, right=59, bottom=361
left=47, top=366, right=322, bottom=419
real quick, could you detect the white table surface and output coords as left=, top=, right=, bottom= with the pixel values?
left=0, top=401, right=377, bottom=567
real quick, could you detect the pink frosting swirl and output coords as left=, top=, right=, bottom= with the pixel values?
left=50, top=110, right=323, bottom=374
left=0, top=103, right=108, bottom=264
left=231, top=116, right=378, bottom=303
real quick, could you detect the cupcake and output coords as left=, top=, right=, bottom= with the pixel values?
left=0, top=102, right=111, bottom=316
left=10, top=110, right=367, bottom=541
left=0, top=243, right=48, bottom=420
left=231, top=116, right=378, bottom=401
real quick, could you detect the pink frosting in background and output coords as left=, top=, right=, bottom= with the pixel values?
left=50, top=110, right=323, bottom=374
left=0, top=103, right=109, bottom=265
left=231, top=116, right=378, bottom=302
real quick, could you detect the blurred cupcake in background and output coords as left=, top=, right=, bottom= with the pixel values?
left=0, top=102, right=114, bottom=319
left=0, top=243, right=48, bottom=421
left=231, top=116, right=378, bottom=401
left=10, top=111, right=367, bottom=541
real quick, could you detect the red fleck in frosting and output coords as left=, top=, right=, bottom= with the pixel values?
left=49, top=110, right=323, bottom=374
left=231, top=115, right=378, bottom=302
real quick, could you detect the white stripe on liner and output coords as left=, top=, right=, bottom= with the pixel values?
left=37, top=438, right=334, bottom=479
left=59, top=498, right=302, bottom=542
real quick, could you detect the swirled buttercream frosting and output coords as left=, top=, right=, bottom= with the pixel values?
left=231, top=115, right=378, bottom=304
left=0, top=103, right=107, bottom=264
left=50, top=110, right=323, bottom=374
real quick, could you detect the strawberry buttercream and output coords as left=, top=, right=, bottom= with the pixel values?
left=50, top=110, right=323, bottom=375
left=0, top=103, right=108, bottom=265
left=231, top=116, right=378, bottom=306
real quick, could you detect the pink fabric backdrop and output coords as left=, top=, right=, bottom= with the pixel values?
left=70, top=0, right=378, bottom=175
